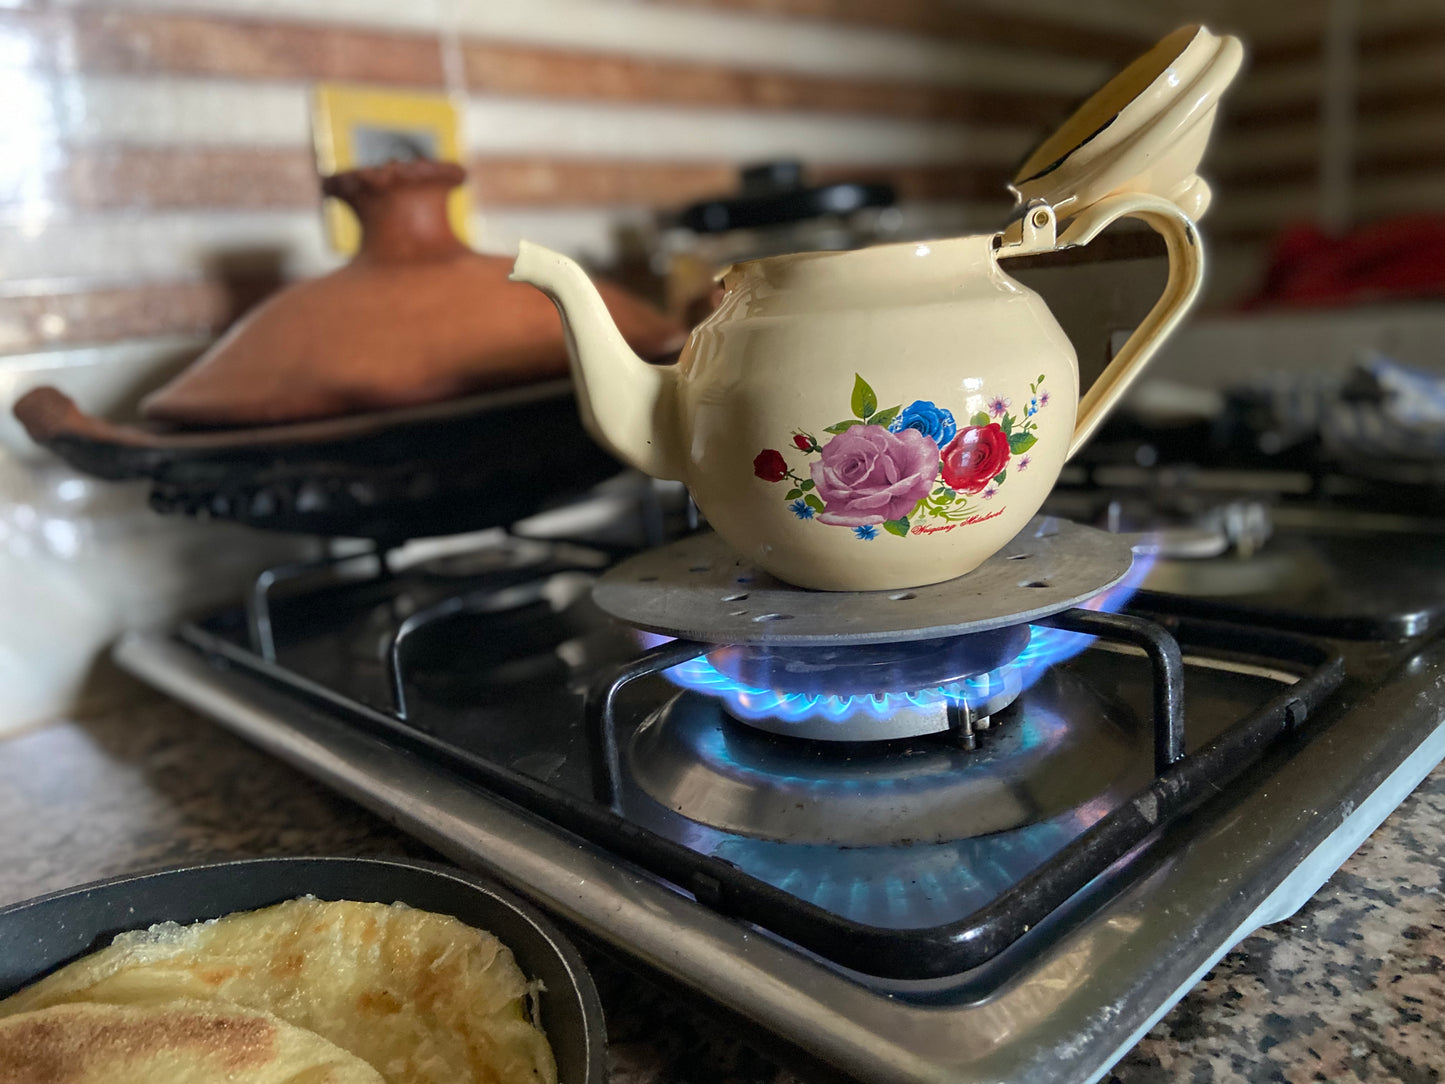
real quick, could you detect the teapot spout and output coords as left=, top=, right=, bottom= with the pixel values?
left=511, top=241, right=686, bottom=482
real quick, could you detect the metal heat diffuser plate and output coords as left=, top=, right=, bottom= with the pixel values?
left=592, top=516, right=1134, bottom=645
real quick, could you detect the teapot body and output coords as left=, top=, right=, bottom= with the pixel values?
left=675, top=235, right=1078, bottom=591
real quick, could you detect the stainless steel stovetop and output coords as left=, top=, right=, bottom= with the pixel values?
left=113, top=481, right=1445, bottom=1083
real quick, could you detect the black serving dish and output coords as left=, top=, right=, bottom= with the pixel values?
left=12, top=381, right=621, bottom=544
left=0, top=856, right=606, bottom=1084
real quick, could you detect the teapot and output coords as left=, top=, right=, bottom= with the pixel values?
left=511, top=26, right=1242, bottom=591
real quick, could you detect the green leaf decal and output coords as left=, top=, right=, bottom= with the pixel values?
left=800, top=479, right=815, bottom=491
left=970, top=411, right=989, bottom=427
left=1009, top=432, right=1038, bottom=455
left=785, top=488, right=803, bottom=500
left=883, top=517, right=910, bottom=537
left=851, top=374, right=877, bottom=420
left=993, top=469, right=1007, bottom=485
left=824, top=419, right=865, bottom=434
left=1000, top=412, right=1014, bottom=435
left=1037, top=373, right=1046, bottom=383
left=804, top=494, right=826, bottom=513
left=870, top=405, right=901, bottom=430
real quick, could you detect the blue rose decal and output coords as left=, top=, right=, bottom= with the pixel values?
left=888, top=399, right=956, bottom=447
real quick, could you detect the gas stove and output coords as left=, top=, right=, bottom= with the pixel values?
left=113, top=470, right=1445, bottom=1083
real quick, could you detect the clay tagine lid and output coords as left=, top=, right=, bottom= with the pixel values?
left=142, top=159, right=686, bottom=428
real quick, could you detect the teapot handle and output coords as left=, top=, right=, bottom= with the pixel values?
left=1053, top=193, right=1206, bottom=460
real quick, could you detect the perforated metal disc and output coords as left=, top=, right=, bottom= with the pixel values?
left=593, top=516, right=1134, bottom=645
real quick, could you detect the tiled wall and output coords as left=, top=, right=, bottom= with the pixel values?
left=3, top=1, right=1442, bottom=364
left=2, top=0, right=1444, bottom=726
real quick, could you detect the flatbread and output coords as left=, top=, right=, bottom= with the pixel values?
left=0, top=1000, right=386, bottom=1084
left=0, top=898, right=556, bottom=1084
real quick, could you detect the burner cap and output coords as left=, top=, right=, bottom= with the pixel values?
left=594, top=516, right=1134, bottom=645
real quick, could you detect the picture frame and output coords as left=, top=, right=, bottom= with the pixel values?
left=311, top=83, right=469, bottom=254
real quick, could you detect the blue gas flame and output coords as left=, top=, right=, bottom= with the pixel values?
left=645, top=543, right=1156, bottom=727
left=660, top=653, right=1019, bottom=724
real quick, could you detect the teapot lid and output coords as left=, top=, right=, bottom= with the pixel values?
left=1009, top=25, right=1243, bottom=223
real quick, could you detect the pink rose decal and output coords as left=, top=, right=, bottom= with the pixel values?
left=810, top=425, right=937, bottom=527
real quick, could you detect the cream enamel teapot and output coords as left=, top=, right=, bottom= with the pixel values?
left=512, top=26, right=1243, bottom=591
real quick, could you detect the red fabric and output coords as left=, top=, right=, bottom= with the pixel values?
left=1244, top=215, right=1445, bottom=309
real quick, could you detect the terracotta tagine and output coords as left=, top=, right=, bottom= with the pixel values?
left=141, top=160, right=686, bottom=428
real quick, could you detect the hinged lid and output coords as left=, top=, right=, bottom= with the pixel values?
left=1009, top=25, right=1243, bottom=226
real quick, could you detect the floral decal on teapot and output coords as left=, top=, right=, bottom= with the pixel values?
left=753, top=373, right=1048, bottom=539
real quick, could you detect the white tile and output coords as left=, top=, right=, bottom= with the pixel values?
left=0, top=209, right=338, bottom=283
left=51, top=76, right=313, bottom=147
left=30, top=74, right=1041, bottom=168
left=464, top=97, right=1037, bottom=165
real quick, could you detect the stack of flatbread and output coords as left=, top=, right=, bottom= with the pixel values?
left=0, top=898, right=557, bottom=1084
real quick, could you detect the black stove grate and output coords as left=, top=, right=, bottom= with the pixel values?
left=179, top=550, right=1345, bottom=980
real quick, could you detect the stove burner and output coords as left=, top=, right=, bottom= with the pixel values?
left=666, top=653, right=1023, bottom=741
left=624, top=666, right=1148, bottom=846
left=659, top=624, right=1094, bottom=741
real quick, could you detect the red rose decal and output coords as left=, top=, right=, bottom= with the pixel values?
left=753, top=448, right=788, bottom=482
left=792, top=433, right=812, bottom=452
left=940, top=423, right=1010, bottom=493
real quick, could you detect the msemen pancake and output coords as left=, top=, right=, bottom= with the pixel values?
left=0, top=1000, right=386, bottom=1084
left=0, top=898, right=556, bottom=1084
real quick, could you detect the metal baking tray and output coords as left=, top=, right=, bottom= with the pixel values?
left=0, top=855, right=606, bottom=1084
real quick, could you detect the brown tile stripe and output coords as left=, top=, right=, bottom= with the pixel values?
left=39, top=144, right=1445, bottom=215
left=1229, top=83, right=1445, bottom=131
left=1215, top=142, right=1445, bottom=188
left=0, top=276, right=277, bottom=354
left=43, top=148, right=1020, bottom=212
left=14, top=8, right=447, bottom=87
left=1252, top=17, right=1445, bottom=68
left=2, top=8, right=1078, bottom=125
left=6, top=7, right=1441, bottom=132
left=641, top=0, right=1154, bottom=61
left=59, top=148, right=321, bottom=211
left=13, top=8, right=1436, bottom=135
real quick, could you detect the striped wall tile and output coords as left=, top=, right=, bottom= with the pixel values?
left=7, top=74, right=1044, bottom=165
left=461, top=96, right=1040, bottom=163
left=49, top=0, right=1142, bottom=75
left=33, top=148, right=1015, bottom=215
left=2, top=8, right=1103, bottom=113
left=0, top=278, right=274, bottom=355
left=25, top=135, right=1445, bottom=220
left=642, top=0, right=1161, bottom=59
left=0, top=204, right=1203, bottom=356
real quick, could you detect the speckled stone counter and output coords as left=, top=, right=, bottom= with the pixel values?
left=1, top=698, right=1442, bottom=1083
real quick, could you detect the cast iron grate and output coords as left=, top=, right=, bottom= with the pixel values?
left=181, top=556, right=1344, bottom=980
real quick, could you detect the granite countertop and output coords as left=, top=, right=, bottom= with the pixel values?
left=1, top=698, right=1441, bottom=1083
